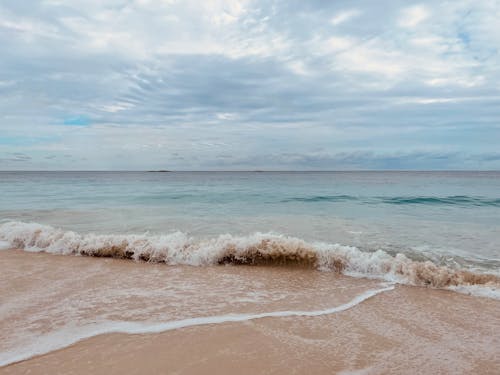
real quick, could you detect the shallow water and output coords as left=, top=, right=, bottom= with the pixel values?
left=1, top=171, right=499, bottom=266
left=1, top=171, right=499, bottom=244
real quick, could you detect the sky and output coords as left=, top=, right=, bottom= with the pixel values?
left=0, top=0, right=499, bottom=170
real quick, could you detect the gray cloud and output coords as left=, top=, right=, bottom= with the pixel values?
left=0, top=0, right=499, bottom=170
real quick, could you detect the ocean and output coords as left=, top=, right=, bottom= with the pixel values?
left=1, top=171, right=499, bottom=372
left=1, top=171, right=499, bottom=268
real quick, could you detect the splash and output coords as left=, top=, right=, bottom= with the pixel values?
left=0, top=221, right=498, bottom=296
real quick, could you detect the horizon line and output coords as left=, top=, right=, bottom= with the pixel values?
left=1, top=170, right=499, bottom=173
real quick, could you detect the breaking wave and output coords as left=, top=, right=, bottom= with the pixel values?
left=0, top=221, right=498, bottom=298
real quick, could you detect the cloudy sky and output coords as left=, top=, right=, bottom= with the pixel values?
left=0, top=0, right=499, bottom=170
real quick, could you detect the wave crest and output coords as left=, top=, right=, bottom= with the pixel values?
left=0, top=221, right=498, bottom=295
left=282, top=195, right=500, bottom=207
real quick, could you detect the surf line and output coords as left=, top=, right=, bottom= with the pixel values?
left=1, top=284, right=394, bottom=368
left=115, top=284, right=396, bottom=333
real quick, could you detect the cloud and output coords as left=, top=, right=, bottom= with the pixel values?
left=0, top=0, right=499, bottom=170
left=398, top=5, right=430, bottom=28
left=330, top=9, right=360, bottom=26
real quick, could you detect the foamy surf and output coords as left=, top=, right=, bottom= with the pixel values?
left=0, top=284, right=394, bottom=367
left=0, top=221, right=499, bottom=299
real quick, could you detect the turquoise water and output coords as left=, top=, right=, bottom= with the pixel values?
left=1, top=171, right=499, bottom=268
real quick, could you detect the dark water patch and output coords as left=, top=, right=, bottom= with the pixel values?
left=382, top=195, right=500, bottom=207
left=282, top=195, right=358, bottom=203
left=282, top=194, right=500, bottom=207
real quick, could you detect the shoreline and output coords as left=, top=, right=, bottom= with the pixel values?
left=2, top=220, right=499, bottom=300
left=0, top=284, right=395, bottom=368
left=2, top=283, right=499, bottom=374
left=1, top=249, right=499, bottom=374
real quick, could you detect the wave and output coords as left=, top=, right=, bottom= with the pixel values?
left=1, top=221, right=499, bottom=299
left=0, top=285, right=393, bottom=367
left=282, top=195, right=500, bottom=207
left=282, top=195, right=357, bottom=203
left=382, top=195, right=500, bottom=206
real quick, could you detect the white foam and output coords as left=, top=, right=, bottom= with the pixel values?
left=448, top=284, right=500, bottom=299
left=0, top=284, right=394, bottom=367
left=0, top=221, right=498, bottom=299
left=0, top=240, right=11, bottom=250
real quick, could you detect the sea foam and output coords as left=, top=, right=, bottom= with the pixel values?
left=0, top=284, right=394, bottom=367
left=0, top=221, right=498, bottom=298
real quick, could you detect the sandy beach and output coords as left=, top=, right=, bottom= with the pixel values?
left=1, top=250, right=499, bottom=375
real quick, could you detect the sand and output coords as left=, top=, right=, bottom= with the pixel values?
left=1, top=250, right=499, bottom=374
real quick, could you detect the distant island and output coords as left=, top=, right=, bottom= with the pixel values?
left=147, top=170, right=172, bottom=173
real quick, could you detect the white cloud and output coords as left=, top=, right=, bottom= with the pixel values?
left=216, top=112, right=238, bottom=120
left=0, top=12, right=60, bottom=40
left=425, top=76, right=485, bottom=88
left=98, top=102, right=136, bottom=113
left=287, top=60, right=310, bottom=76
left=326, top=36, right=355, bottom=52
left=330, top=9, right=360, bottom=26
left=335, top=43, right=406, bottom=78
left=398, top=5, right=430, bottom=28
left=397, top=97, right=461, bottom=105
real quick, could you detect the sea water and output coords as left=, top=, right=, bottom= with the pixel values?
left=1, top=171, right=499, bottom=263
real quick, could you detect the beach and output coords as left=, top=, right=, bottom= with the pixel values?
left=1, top=250, right=499, bottom=375
left=2, top=0, right=500, bottom=371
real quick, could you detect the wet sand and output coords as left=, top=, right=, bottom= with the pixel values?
left=1, top=250, right=499, bottom=374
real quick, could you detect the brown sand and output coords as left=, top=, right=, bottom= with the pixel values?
left=1, top=250, right=499, bottom=374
